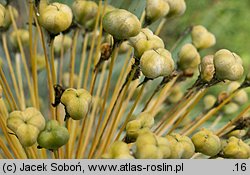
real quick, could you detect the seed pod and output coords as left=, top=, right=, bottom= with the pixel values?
left=165, top=135, right=185, bottom=159
left=171, top=133, right=195, bottom=159
left=119, top=41, right=132, bottom=54
left=36, top=54, right=46, bottom=71
left=223, top=102, right=239, bottom=115
left=227, top=130, right=247, bottom=139
left=103, top=9, right=141, bottom=40
left=62, top=73, right=78, bottom=88
left=135, top=132, right=163, bottom=159
left=129, top=28, right=165, bottom=58
left=214, top=49, right=244, bottom=81
left=7, top=107, right=46, bottom=147
left=156, top=136, right=171, bottom=158
left=38, top=1, right=73, bottom=34
left=145, top=0, right=170, bottom=24
left=0, top=5, right=18, bottom=30
left=178, top=43, right=200, bottom=71
left=102, top=141, right=134, bottom=159
left=227, top=82, right=248, bottom=105
left=200, top=55, right=215, bottom=82
left=0, top=4, right=5, bottom=27
left=54, top=34, right=72, bottom=56
left=72, top=0, right=98, bottom=26
left=191, top=25, right=216, bottom=50
left=222, top=137, right=250, bottom=159
left=168, top=85, right=183, bottom=104
left=37, top=120, right=69, bottom=150
left=140, top=48, right=175, bottom=79
left=165, top=0, right=186, bottom=18
left=60, top=88, right=92, bottom=120
left=138, top=112, right=154, bottom=128
left=203, top=95, right=216, bottom=110
left=135, top=131, right=157, bottom=149
left=191, top=128, right=221, bottom=156
left=10, top=29, right=29, bottom=49
left=126, top=112, right=154, bottom=142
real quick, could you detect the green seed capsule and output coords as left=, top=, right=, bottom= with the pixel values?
left=126, top=112, right=154, bottom=142
left=129, top=28, right=165, bottom=58
left=103, top=9, right=141, bottom=40
left=200, top=55, right=215, bottom=82
left=191, top=25, right=216, bottom=50
left=37, top=120, right=69, bottom=150
left=227, top=130, right=247, bottom=139
left=38, top=1, right=73, bottom=34
left=203, top=95, right=216, bottom=110
left=156, top=136, right=171, bottom=158
left=165, top=135, right=185, bottom=159
left=0, top=6, right=18, bottom=30
left=61, top=88, right=92, bottom=120
left=7, top=107, right=46, bottom=147
left=191, top=128, right=221, bottom=156
left=72, top=0, right=98, bottom=27
left=140, top=48, right=175, bottom=79
left=102, top=141, right=134, bottom=159
left=145, top=0, right=170, bottom=24
left=168, top=85, right=183, bottom=104
left=214, top=49, right=244, bottom=81
left=223, top=102, right=239, bottom=115
left=54, top=34, right=72, bottom=56
left=178, top=43, right=200, bottom=71
left=10, top=29, right=29, bottom=49
left=165, top=0, right=186, bottom=18
left=222, top=137, right=250, bottom=159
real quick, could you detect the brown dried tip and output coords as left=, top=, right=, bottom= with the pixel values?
left=52, top=84, right=65, bottom=107
left=234, top=117, right=250, bottom=130
left=100, top=43, right=112, bottom=61
left=94, top=43, right=112, bottom=71
left=217, top=91, right=229, bottom=104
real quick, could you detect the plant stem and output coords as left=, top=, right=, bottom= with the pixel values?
left=33, top=11, right=55, bottom=119
left=88, top=45, right=119, bottom=158
left=155, top=18, right=166, bottom=35
left=75, top=62, right=108, bottom=158
left=98, top=67, right=137, bottom=155
left=1, top=33, right=22, bottom=108
left=0, top=69, right=18, bottom=110
left=8, top=6, right=36, bottom=107
left=183, top=90, right=238, bottom=136
left=53, top=149, right=59, bottom=159
left=0, top=138, right=13, bottom=159
left=83, top=4, right=101, bottom=89
left=29, top=2, right=39, bottom=109
left=216, top=104, right=250, bottom=137
left=15, top=54, right=26, bottom=110
left=77, top=33, right=89, bottom=89
left=58, top=35, right=65, bottom=85
left=69, top=29, right=79, bottom=88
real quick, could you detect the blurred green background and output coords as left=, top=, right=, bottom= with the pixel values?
left=51, top=0, right=250, bottom=66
